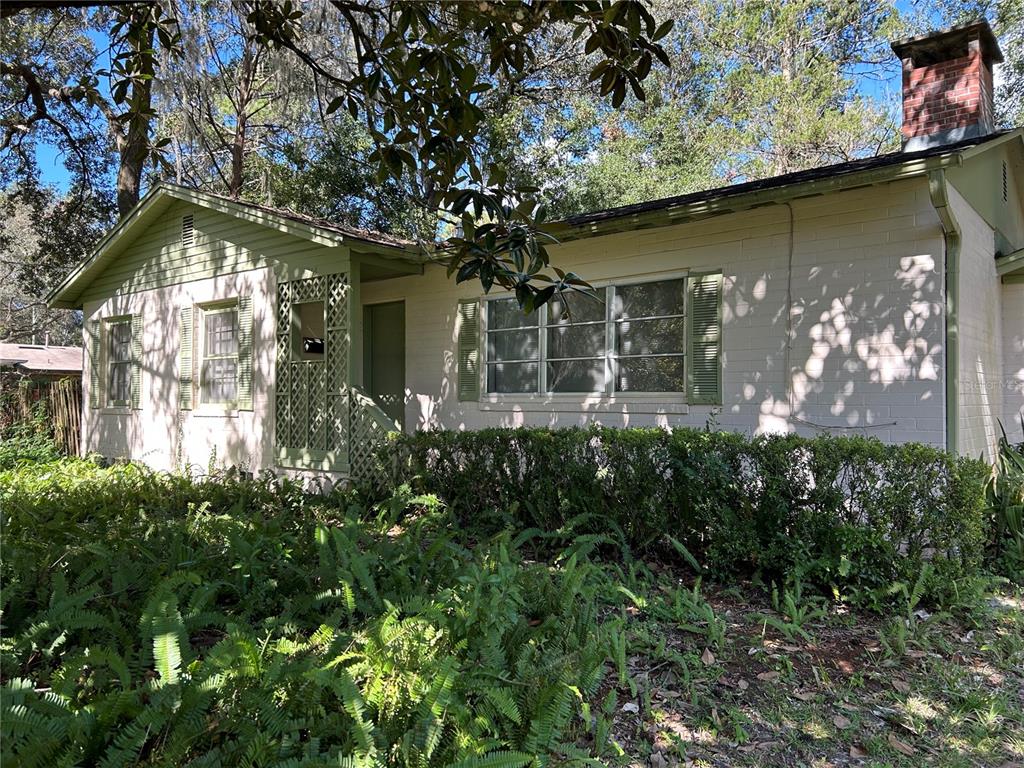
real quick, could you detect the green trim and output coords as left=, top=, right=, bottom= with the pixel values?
left=179, top=306, right=194, bottom=410
left=996, top=248, right=1024, bottom=277
left=928, top=170, right=961, bottom=456
left=456, top=299, right=480, bottom=401
left=88, top=319, right=100, bottom=410
left=686, top=271, right=723, bottom=405
left=130, top=313, right=143, bottom=410
left=275, top=447, right=349, bottom=472
left=549, top=152, right=969, bottom=242
left=47, top=182, right=418, bottom=310
left=237, top=295, right=253, bottom=410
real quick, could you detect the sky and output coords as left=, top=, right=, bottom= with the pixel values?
left=26, top=0, right=961, bottom=194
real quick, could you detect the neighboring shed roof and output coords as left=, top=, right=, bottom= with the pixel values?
left=0, top=344, right=82, bottom=373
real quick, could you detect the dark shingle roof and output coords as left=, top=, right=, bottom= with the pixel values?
left=562, top=132, right=1011, bottom=228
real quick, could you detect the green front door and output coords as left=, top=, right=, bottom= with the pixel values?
left=362, top=301, right=405, bottom=428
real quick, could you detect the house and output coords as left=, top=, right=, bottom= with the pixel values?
left=48, top=21, right=1024, bottom=480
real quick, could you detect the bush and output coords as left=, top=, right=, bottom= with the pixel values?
left=0, top=404, right=61, bottom=469
left=1, top=460, right=614, bottom=766
left=987, top=422, right=1024, bottom=580
left=389, top=427, right=991, bottom=603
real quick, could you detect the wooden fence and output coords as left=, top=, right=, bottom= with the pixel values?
left=0, top=376, right=81, bottom=456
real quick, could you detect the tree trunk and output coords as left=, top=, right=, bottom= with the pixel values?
left=115, top=13, right=156, bottom=218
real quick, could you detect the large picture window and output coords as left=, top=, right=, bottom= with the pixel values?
left=484, top=276, right=688, bottom=395
left=106, top=318, right=132, bottom=406
left=200, top=305, right=239, bottom=404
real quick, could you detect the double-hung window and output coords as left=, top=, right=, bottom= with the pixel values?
left=200, top=305, right=239, bottom=405
left=484, top=276, right=689, bottom=395
left=106, top=318, right=132, bottom=406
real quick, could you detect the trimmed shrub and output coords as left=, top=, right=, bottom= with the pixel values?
left=389, top=427, right=991, bottom=602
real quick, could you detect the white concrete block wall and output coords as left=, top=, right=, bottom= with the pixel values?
left=949, top=183, right=1003, bottom=461
left=82, top=268, right=277, bottom=473
left=362, top=178, right=950, bottom=448
left=1003, top=282, right=1024, bottom=442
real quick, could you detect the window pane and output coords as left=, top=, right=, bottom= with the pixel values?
left=487, top=329, right=538, bottom=362
left=614, top=279, right=685, bottom=319
left=487, top=362, right=538, bottom=393
left=109, top=322, right=131, bottom=362
left=488, top=298, right=538, bottom=330
left=616, top=317, right=686, bottom=357
left=548, top=292, right=605, bottom=324
left=206, top=311, right=238, bottom=356
left=110, top=361, right=131, bottom=402
left=201, top=358, right=237, bottom=403
left=547, top=359, right=605, bottom=393
left=615, top=356, right=685, bottom=392
left=547, top=323, right=605, bottom=359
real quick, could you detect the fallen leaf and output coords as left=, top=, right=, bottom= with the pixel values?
left=888, top=734, right=916, bottom=756
left=622, top=702, right=639, bottom=714
left=833, top=714, right=853, bottom=729
left=757, top=671, right=780, bottom=682
left=892, top=679, right=911, bottom=694
left=701, top=648, right=716, bottom=666
left=649, top=751, right=668, bottom=768
left=988, top=672, right=1006, bottom=686
left=791, top=689, right=815, bottom=701
left=737, top=678, right=749, bottom=691
left=780, top=644, right=801, bottom=652
left=849, top=744, right=867, bottom=758
left=905, top=650, right=927, bottom=659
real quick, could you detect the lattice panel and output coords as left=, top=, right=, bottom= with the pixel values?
left=275, top=272, right=352, bottom=463
left=349, top=391, right=394, bottom=488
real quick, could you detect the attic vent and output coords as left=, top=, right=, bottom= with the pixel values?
left=1003, top=161, right=1009, bottom=203
left=182, top=214, right=194, bottom=247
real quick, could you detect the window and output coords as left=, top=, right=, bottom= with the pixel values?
left=293, top=300, right=326, bottom=361
left=200, top=305, right=238, bottom=404
left=484, top=276, right=689, bottom=395
left=106, top=318, right=132, bottom=406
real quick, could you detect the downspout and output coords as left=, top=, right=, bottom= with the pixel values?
left=927, top=169, right=961, bottom=455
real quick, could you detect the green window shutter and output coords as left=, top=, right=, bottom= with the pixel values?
left=237, top=295, right=253, bottom=410
left=179, top=306, right=194, bottom=410
left=687, top=272, right=723, bottom=405
left=130, top=313, right=143, bottom=410
left=457, top=299, right=480, bottom=402
left=88, top=319, right=101, bottom=409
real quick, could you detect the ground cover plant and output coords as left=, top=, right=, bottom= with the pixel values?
left=2, top=447, right=1022, bottom=767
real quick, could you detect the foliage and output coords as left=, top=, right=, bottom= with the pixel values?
left=1, top=460, right=619, bottom=766
left=986, top=419, right=1024, bottom=581
left=389, top=427, right=992, bottom=605
left=0, top=400, right=60, bottom=469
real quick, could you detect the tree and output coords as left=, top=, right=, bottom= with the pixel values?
left=0, top=181, right=116, bottom=344
left=1, top=5, right=181, bottom=216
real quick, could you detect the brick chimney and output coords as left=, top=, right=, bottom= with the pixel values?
left=891, top=20, right=1004, bottom=151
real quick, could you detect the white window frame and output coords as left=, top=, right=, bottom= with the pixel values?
left=482, top=271, right=690, bottom=400
left=198, top=301, right=240, bottom=408
left=105, top=316, right=132, bottom=407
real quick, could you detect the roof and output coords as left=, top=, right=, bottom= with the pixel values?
left=181, top=185, right=416, bottom=249
left=0, top=343, right=82, bottom=373
left=560, top=131, right=1017, bottom=229
left=48, top=182, right=421, bottom=309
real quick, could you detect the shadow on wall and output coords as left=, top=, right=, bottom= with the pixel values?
left=87, top=271, right=275, bottom=475
left=403, top=208, right=946, bottom=446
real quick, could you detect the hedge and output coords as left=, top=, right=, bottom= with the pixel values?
left=388, top=427, right=991, bottom=601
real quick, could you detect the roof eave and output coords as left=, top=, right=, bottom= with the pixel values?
left=548, top=151, right=967, bottom=241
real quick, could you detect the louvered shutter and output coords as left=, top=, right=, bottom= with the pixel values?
left=130, top=313, right=143, bottom=410
left=236, top=296, right=253, bottom=410
left=457, top=299, right=480, bottom=401
left=179, top=306, right=194, bottom=410
left=88, top=319, right=101, bottom=409
left=687, top=272, right=723, bottom=405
